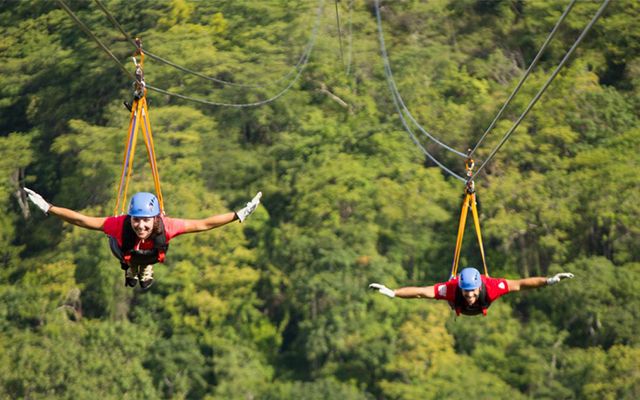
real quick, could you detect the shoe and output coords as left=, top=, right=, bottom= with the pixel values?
left=124, top=267, right=138, bottom=287
left=236, top=192, right=262, bottom=222
left=139, top=265, right=154, bottom=289
left=123, top=101, right=132, bottom=112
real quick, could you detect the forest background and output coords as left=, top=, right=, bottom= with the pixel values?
left=1, top=0, right=639, bottom=399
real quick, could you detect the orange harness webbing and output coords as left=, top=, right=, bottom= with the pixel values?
left=450, top=157, right=489, bottom=278
left=113, top=39, right=164, bottom=215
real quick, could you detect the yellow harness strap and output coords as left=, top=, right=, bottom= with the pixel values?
left=450, top=158, right=489, bottom=278
left=113, top=39, right=165, bottom=215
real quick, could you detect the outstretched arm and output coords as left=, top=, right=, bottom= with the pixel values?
left=369, top=283, right=436, bottom=299
left=25, top=188, right=105, bottom=230
left=395, top=285, right=436, bottom=299
left=507, top=272, right=574, bottom=292
left=182, top=212, right=238, bottom=233
left=180, top=192, right=262, bottom=234
left=49, top=205, right=106, bottom=230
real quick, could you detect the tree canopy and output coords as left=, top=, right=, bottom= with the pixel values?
left=1, top=0, right=639, bottom=398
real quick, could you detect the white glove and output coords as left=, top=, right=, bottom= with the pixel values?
left=24, top=187, right=51, bottom=214
left=236, top=192, right=262, bottom=222
left=369, top=283, right=395, bottom=298
left=547, top=272, right=574, bottom=285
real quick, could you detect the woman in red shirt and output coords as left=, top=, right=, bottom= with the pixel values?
left=24, top=188, right=261, bottom=289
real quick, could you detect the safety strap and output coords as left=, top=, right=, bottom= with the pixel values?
left=113, top=38, right=165, bottom=215
left=450, top=156, right=489, bottom=278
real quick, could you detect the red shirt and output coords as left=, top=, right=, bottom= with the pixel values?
left=103, top=215, right=186, bottom=250
left=434, top=275, right=511, bottom=303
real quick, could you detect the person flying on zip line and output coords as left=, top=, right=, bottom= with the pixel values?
left=369, top=267, right=574, bottom=316
left=24, top=188, right=262, bottom=290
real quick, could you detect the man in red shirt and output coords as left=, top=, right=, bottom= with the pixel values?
left=369, top=267, right=574, bottom=316
left=24, top=188, right=261, bottom=289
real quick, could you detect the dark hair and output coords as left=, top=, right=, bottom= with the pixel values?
left=152, top=215, right=162, bottom=236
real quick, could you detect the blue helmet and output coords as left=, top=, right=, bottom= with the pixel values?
left=458, top=267, right=481, bottom=291
left=128, top=192, right=160, bottom=217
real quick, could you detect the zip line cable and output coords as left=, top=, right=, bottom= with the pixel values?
left=468, top=0, right=578, bottom=158
left=58, top=0, right=325, bottom=108
left=60, top=0, right=607, bottom=151
left=143, top=34, right=316, bottom=107
left=375, top=0, right=468, bottom=159
left=386, top=62, right=466, bottom=182
left=375, top=0, right=465, bottom=182
left=386, top=70, right=467, bottom=182
left=145, top=44, right=311, bottom=90
left=93, top=0, right=319, bottom=89
left=383, top=52, right=466, bottom=181
left=142, top=0, right=324, bottom=108
left=382, top=56, right=465, bottom=180
left=471, top=0, right=611, bottom=181
left=56, top=0, right=133, bottom=80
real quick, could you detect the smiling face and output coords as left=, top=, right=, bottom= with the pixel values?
left=461, top=287, right=481, bottom=305
left=130, top=216, right=155, bottom=240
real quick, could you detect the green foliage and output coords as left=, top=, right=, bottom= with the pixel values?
left=0, top=319, right=159, bottom=399
left=1, top=0, right=638, bottom=398
left=379, top=307, right=526, bottom=400
left=0, top=132, right=32, bottom=272
left=558, top=345, right=640, bottom=400
left=519, top=258, right=640, bottom=349
left=257, top=377, right=367, bottom=400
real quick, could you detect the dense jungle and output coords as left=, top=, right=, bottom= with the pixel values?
left=1, top=0, right=639, bottom=398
